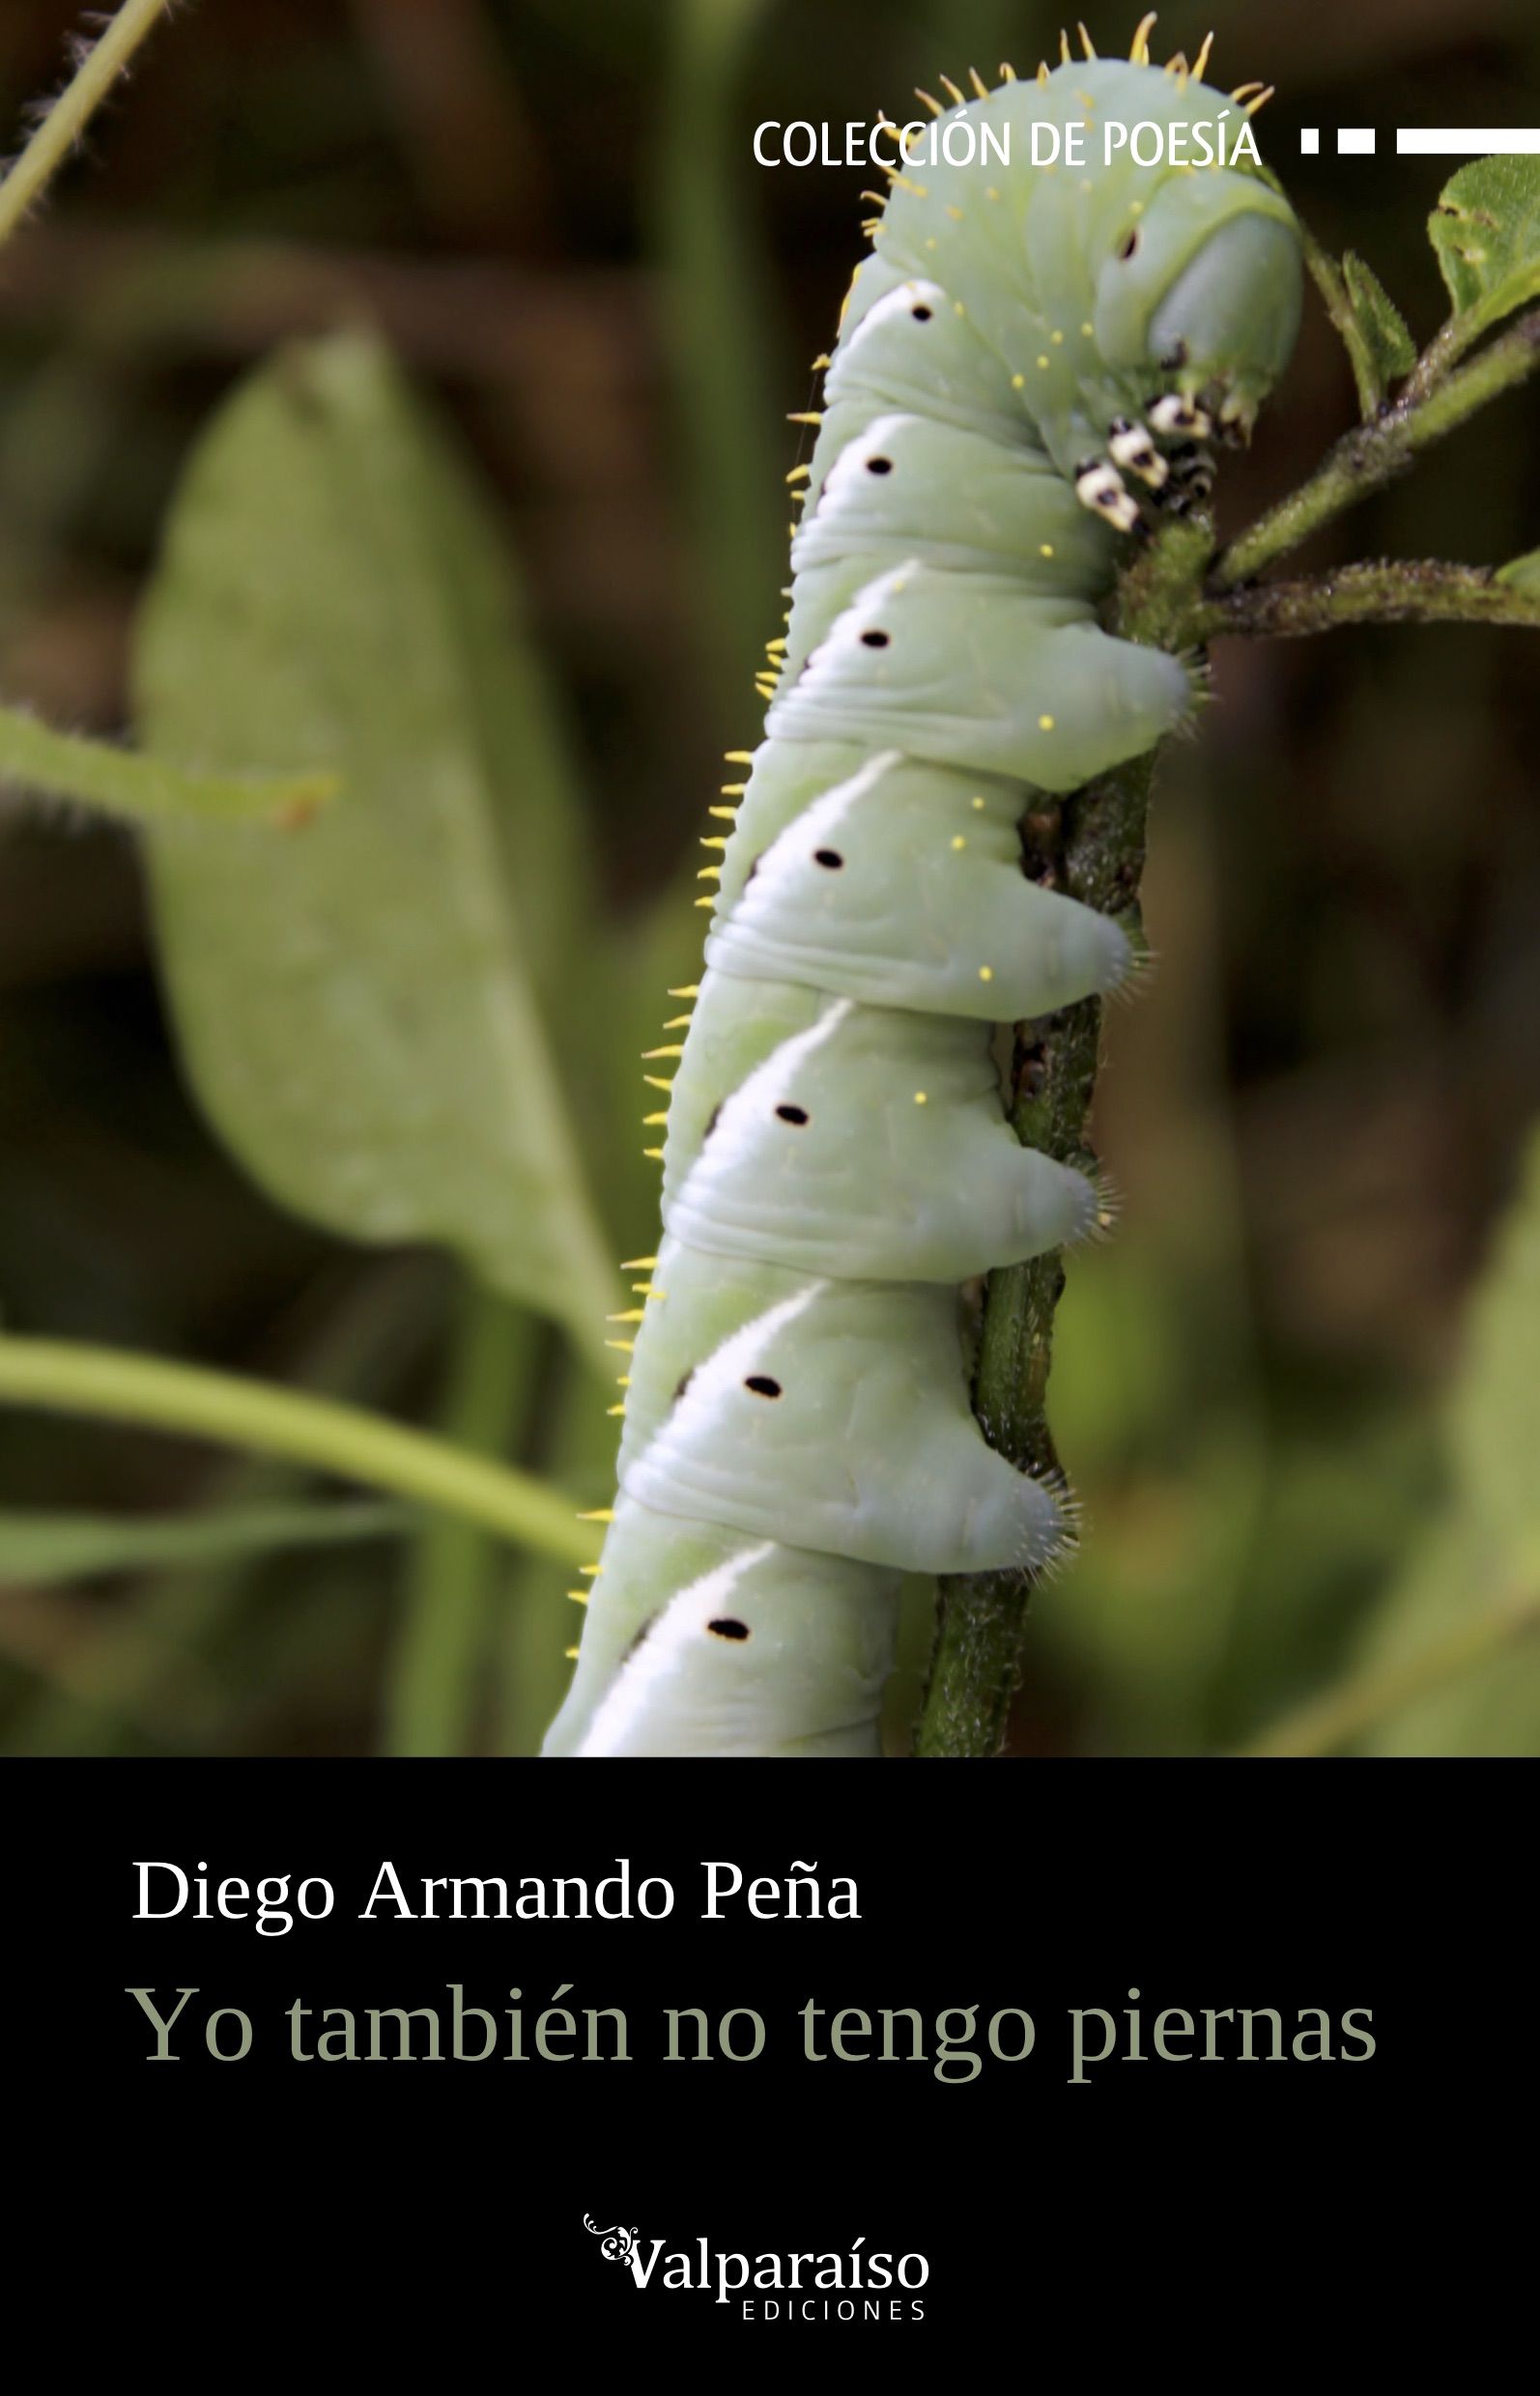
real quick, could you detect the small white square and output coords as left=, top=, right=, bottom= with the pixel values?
left=1299, top=127, right=1320, bottom=155
left=1337, top=127, right=1377, bottom=155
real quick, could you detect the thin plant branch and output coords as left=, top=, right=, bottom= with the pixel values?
left=0, top=699, right=339, bottom=823
left=1192, top=557, right=1540, bottom=642
left=1215, top=307, right=1540, bottom=588
left=0, top=1334, right=594, bottom=1567
left=0, top=0, right=180, bottom=252
left=916, top=522, right=1210, bottom=1758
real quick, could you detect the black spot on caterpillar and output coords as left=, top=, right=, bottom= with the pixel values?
left=619, top=1614, right=657, bottom=1665
left=544, top=43, right=1302, bottom=1760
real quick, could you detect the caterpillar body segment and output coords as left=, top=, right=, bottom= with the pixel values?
left=659, top=977, right=1099, bottom=1282
left=543, top=1498, right=898, bottom=1759
left=705, top=744, right=1132, bottom=1021
left=543, top=44, right=1301, bottom=1760
left=770, top=557, right=1191, bottom=792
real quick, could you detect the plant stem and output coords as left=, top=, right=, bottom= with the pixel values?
left=0, top=0, right=179, bottom=251
left=0, top=1333, right=593, bottom=1567
left=915, top=524, right=1209, bottom=1757
left=655, top=0, right=784, bottom=706
left=1237, top=1593, right=1540, bottom=1757
left=10, top=1258, right=445, bottom=1755
left=1214, top=307, right=1540, bottom=589
left=382, top=1283, right=533, bottom=1755
left=0, top=698, right=339, bottom=823
left=1192, top=557, right=1540, bottom=642
left=1399, top=306, right=1491, bottom=409
left=914, top=754, right=1157, bottom=1756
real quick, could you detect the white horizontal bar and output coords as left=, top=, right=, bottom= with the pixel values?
left=1337, top=128, right=1377, bottom=155
left=1397, top=128, right=1540, bottom=153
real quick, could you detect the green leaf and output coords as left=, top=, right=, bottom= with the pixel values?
left=132, top=334, right=615, bottom=1361
left=1339, top=252, right=1416, bottom=410
left=1428, top=156, right=1540, bottom=352
left=0, top=1498, right=404, bottom=1587
left=1355, top=1127, right=1540, bottom=1754
left=1447, top=1128, right=1540, bottom=1555
left=1495, top=545, right=1540, bottom=596
left=1354, top=1521, right=1540, bottom=1758
left=0, top=698, right=337, bottom=824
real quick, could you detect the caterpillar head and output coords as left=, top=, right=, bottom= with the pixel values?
left=1095, top=167, right=1302, bottom=440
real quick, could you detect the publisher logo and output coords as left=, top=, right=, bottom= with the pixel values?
left=583, top=2213, right=927, bottom=2321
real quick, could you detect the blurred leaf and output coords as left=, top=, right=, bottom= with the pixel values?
left=0, top=699, right=337, bottom=824
left=1212, top=1412, right=1435, bottom=1746
left=1281, top=1129, right=1540, bottom=1754
left=1026, top=1242, right=1270, bottom=1754
left=1447, top=1127, right=1540, bottom=1557
left=375, top=347, right=598, bottom=1024
left=1326, top=1520, right=1538, bottom=1758
left=0, top=1498, right=403, bottom=1587
left=132, top=333, right=615, bottom=1361
left=1429, top=157, right=1540, bottom=352
left=1496, top=545, right=1540, bottom=596
left=1339, top=252, right=1415, bottom=410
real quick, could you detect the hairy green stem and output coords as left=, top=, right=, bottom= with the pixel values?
left=1214, top=308, right=1540, bottom=589
left=913, top=752, right=1156, bottom=1756
left=0, top=698, right=339, bottom=822
left=1194, top=557, right=1540, bottom=642
left=1399, top=300, right=1501, bottom=410
left=915, top=524, right=1209, bottom=1758
left=0, top=0, right=179, bottom=250
left=0, top=1334, right=592, bottom=1567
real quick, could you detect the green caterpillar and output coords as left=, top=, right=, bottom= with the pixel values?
left=543, top=28, right=1302, bottom=1757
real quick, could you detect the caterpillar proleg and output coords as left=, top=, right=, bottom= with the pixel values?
left=544, top=40, right=1302, bottom=1757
